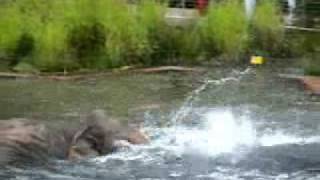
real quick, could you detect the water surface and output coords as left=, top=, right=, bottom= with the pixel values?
left=1, top=66, right=320, bottom=180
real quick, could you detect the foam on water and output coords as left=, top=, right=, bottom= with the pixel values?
left=96, top=108, right=320, bottom=165
left=166, top=110, right=257, bottom=156
left=94, top=68, right=318, bottom=175
left=259, top=132, right=320, bottom=147
left=95, top=66, right=319, bottom=163
left=88, top=69, right=320, bottom=179
left=168, top=109, right=320, bottom=156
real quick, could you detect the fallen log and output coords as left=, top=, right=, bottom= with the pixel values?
left=285, top=26, right=320, bottom=32
left=278, top=74, right=304, bottom=80
left=0, top=72, right=35, bottom=79
left=0, top=66, right=203, bottom=81
left=134, top=66, right=203, bottom=73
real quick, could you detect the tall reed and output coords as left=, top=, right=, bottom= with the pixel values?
left=0, top=0, right=289, bottom=71
left=251, top=0, right=284, bottom=55
left=199, top=0, right=250, bottom=60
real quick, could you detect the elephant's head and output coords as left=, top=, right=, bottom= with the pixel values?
left=67, top=110, right=149, bottom=160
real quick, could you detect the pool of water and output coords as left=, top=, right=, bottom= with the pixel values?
left=1, top=65, right=320, bottom=180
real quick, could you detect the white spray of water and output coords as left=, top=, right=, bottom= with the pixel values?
left=170, top=67, right=252, bottom=126
left=202, top=111, right=256, bottom=153
left=170, top=80, right=211, bottom=125
left=148, top=109, right=320, bottom=157
left=95, top=67, right=320, bottom=163
left=95, top=108, right=320, bottom=165
left=161, top=109, right=257, bottom=156
left=259, top=132, right=320, bottom=147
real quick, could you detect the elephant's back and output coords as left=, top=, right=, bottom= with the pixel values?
left=0, top=119, right=51, bottom=166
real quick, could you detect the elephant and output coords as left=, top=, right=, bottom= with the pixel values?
left=0, top=110, right=149, bottom=166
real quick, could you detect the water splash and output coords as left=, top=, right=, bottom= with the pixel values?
left=259, top=132, right=320, bottom=147
left=90, top=65, right=320, bottom=180
left=201, top=110, right=256, bottom=153
left=170, top=79, right=211, bottom=125
left=146, top=109, right=320, bottom=157
left=155, top=109, right=256, bottom=156
left=170, top=68, right=252, bottom=125
left=96, top=67, right=319, bottom=160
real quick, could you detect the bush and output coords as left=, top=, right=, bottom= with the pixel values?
left=32, top=21, right=72, bottom=72
left=68, top=22, right=106, bottom=68
left=11, top=33, right=34, bottom=66
left=0, top=0, right=290, bottom=72
left=301, top=54, right=320, bottom=76
left=251, top=0, right=284, bottom=56
left=135, top=0, right=168, bottom=65
left=199, top=0, right=250, bottom=60
left=0, top=2, right=25, bottom=61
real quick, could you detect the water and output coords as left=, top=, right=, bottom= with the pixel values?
left=1, top=66, right=320, bottom=179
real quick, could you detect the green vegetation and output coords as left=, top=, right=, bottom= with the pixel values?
left=199, top=0, right=249, bottom=60
left=301, top=53, right=320, bottom=76
left=0, top=0, right=301, bottom=72
left=250, top=0, right=284, bottom=56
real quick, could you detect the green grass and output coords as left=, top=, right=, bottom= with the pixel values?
left=251, top=0, right=284, bottom=56
left=0, top=2, right=25, bottom=56
left=301, top=53, right=320, bottom=76
left=0, top=0, right=292, bottom=72
left=199, top=0, right=249, bottom=60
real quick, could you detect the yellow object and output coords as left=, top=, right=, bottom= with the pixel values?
left=250, top=56, right=265, bottom=65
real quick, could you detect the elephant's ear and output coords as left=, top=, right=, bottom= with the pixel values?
left=70, top=126, right=91, bottom=147
left=71, top=123, right=116, bottom=156
left=72, top=109, right=108, bottom=147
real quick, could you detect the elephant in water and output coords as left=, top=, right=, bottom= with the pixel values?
left=0, top=110, right=149, bottom=166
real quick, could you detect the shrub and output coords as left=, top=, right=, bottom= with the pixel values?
left=0, top=2, right=25, bottom=60
left=199, top=0, right=250, bottom=60
left=251, top=0, right=284, bottom=56
left=91, top=0, right=149, bottom=68
left=68, top=22, right=106, bottom=68
left=31, top=21, right=72, bottom=72
left=135, top=0, right=168, bottom=65
left=0, top=0, right=290, bottom=71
